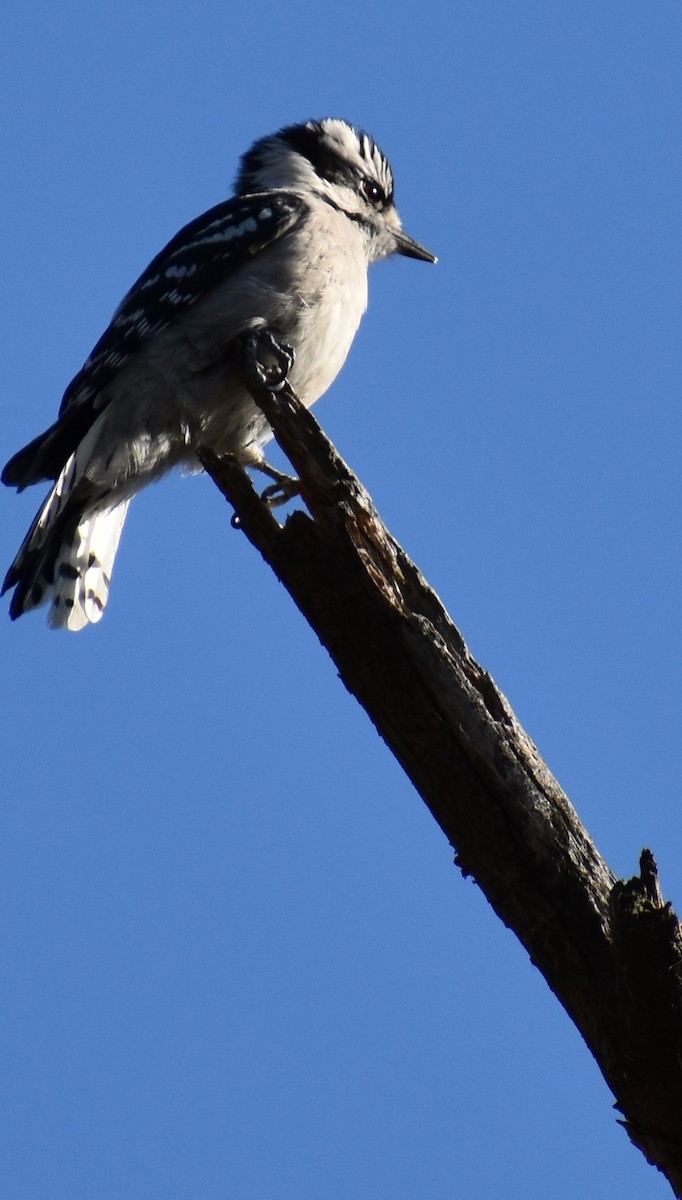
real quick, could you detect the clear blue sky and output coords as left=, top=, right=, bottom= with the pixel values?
left=2, top=3, right=680, bottom=1197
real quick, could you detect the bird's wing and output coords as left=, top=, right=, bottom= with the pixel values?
left=59, top=190, right=308, bottom=417
left=2, top=192, right=307, bottom=489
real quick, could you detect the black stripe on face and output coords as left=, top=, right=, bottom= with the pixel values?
left=281, top=122, right=395, bottom=208
left=312, top=189, right=374, bottom=232
left=280, top=122, right=357, bottom=188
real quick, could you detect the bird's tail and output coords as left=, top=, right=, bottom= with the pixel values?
left=2, top=451, right=130, bottom=630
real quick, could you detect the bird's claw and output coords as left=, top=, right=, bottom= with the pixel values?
left=244, top=329, right=295, bottom=393
left=260, top=475, right=300, bottom=508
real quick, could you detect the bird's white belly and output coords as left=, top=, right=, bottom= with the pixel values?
left=288, top=274, right=367, bottom=405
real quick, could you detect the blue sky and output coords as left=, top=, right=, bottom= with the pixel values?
left=2, top=3, right=680, bottom=1197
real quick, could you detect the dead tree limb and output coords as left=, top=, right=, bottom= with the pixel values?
left=198, top=365, right=682, bottom=1196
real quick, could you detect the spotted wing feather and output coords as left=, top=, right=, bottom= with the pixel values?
left=2, top=192, right=307, bottom=488
left=2, top=191, right=307, bottom=626
left=59, top=192, right=306, bottom=414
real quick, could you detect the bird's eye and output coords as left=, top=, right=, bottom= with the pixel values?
left=361, top=178, right=385, bottom=209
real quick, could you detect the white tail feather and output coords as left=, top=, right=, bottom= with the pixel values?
left=48, top=500, right=130, bottom=630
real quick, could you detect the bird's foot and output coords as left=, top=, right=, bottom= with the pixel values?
left=257, top=463, right=301, bottom=508
left=244, top=328, right=295, bottom=393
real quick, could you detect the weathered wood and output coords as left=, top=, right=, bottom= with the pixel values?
left=198, top=373, right=682, bottom=1196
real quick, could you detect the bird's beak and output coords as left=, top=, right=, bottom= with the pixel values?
left=393, top=228, right=437, bottom=263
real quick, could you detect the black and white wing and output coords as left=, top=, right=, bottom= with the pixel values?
left=2, top=191, right=307, bottom=488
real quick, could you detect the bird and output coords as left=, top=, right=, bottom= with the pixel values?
left=2, top=118, right=436, bottom=630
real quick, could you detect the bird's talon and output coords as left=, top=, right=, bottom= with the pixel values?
left=261, top=478, right=300, bottom=508
left=245, top=329, right=295, bottom=392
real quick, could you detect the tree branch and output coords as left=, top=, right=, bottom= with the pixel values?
left=198, top=369, right=682, bottom=1196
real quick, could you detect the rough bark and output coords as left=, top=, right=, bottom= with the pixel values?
left=198, top=368, right=682, bottom=1196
